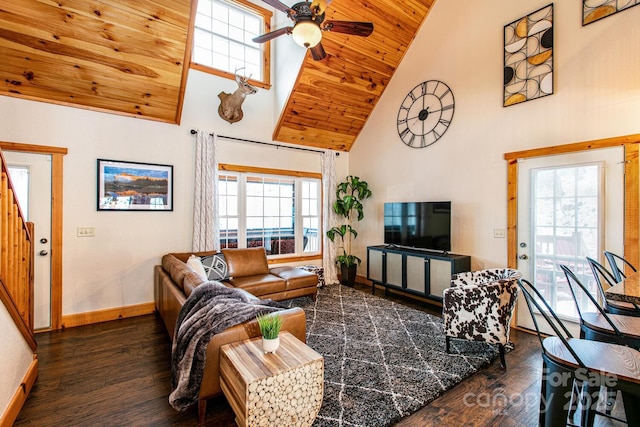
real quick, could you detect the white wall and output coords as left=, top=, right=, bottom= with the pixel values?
left=350, top=0, right=640, bottom=270
left=0, top=65, right=347, bottom=316
left=0, top=304, right=33, bottom=418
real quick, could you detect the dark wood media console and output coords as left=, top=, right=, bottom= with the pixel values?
left=367, top=245, right=471, bottom=303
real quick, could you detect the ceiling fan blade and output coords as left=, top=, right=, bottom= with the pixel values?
left=252, top=27, right=292, bottom=43
left=310, top=42, right=326, bottom=61
left=261, top=0, right=295, bottom=15
left=323, top=21, right=374, bottom=37
left=310, top=0, right=333, bottom=14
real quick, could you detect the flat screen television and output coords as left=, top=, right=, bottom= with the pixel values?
left=384, top=201, right=451, bottom=252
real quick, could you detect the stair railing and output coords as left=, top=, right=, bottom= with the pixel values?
left=0, top=148, right=36, bottom=351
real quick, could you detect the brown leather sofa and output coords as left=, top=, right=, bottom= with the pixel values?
left=221, top=247, right=319, bottom=301
left=153, top=248, right=316, bottom=423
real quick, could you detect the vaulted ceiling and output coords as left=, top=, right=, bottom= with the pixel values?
left=0, top=0, right=194, bottom=123
left=273, top=0, right=434, bottom=151
left=0, top=0, right=435, bottom=151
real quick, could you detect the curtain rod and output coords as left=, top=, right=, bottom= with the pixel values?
left=190, top=129, right=338, bottom=155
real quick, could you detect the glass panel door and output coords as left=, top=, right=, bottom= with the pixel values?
left=516, top=147, right=624, bottom=335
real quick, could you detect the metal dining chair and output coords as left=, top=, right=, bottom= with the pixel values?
left=604, top=251, right=637, bottom=283
left=518, top=279, right=640, bottom=427
left=559, top=264, right=640, bottom=349
left=586, top=257, right=640, bottom=317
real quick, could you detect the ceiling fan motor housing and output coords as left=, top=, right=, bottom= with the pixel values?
left=291, top=1, right=326, bottom=25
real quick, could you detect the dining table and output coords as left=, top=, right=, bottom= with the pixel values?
left=605, top=271, right=640, bottom=305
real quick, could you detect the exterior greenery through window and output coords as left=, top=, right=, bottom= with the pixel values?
left=218, top=170, right=321, bottom=257
left=192, top=0, right=271, bottom=87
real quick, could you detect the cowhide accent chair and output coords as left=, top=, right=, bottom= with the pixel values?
left=442, top=268, right=522, bottom=369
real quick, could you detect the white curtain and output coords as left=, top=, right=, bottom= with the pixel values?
left=192, top=130, right=219, bottom=252
left=322, top=150, right=338, bottom=285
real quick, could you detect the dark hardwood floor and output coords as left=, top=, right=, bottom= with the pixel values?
left=14, top=284, right=625, bottom=426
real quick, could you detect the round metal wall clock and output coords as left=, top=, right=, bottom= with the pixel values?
left=397, top=80, right=455, bottom=148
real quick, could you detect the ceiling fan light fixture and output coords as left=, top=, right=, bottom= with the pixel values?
left=292, top=21, right=322, bottom=48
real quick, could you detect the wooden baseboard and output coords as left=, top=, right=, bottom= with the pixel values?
left=60, top=302, right=156, bottom=329
left=0, top=356, right=38, bottom=427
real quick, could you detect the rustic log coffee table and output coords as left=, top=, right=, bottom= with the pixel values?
left=219, top=331, right=324, bottom=427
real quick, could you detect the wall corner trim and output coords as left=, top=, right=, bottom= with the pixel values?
left=0, top=357, right=38, bottom=426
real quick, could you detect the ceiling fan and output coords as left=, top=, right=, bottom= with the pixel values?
left=252, top=0, right=374, bottom=61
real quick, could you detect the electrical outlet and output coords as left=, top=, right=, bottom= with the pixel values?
left=77, top=226, right=95, bottom=237
left=493, top=228, right=506, bottom=238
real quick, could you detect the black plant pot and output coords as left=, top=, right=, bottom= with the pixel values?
left=340, top=264, right=358, bottom=287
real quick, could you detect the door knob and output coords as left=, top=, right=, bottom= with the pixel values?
left=518, top=254, right=528, bottom=260
left=39, top=250, right=48, bottom=256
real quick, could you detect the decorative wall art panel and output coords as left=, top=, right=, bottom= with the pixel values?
left=504, top=4, right=554, bottom=107
left=583, top=0, right=640, bottom=25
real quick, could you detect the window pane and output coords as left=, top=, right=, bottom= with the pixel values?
left=280, top=216, right=293, bottom=229
left=247, top=217, right=263, bottom=230
left=195, top=13, right=212, bottom=31
left=213, top=19, right=229, bottom=37
left=280, top=198, right=293, bottom=214
left=228, top=9, right=243, bottom=28
left=247, top=196, right=264, bottom=216
left=7, top=166, right=29, bottom=220
left=264, top=216, right=279, bottom=229
left=264, top=198, right=279, bottom=216
left=557, top=168, right=576, bottom=197
left=245, top=15, right=260, bottom=34
left=309, top=182, right=318, bottom=198
left=227, top=196, right=238, bottom=216
left=217, top=172, right=319, bottom=256
left=212, top=53, right=228, bottom=70
left=212, top=34, right=228, bottom=54
left=193, top=47, right=212, bottom=64
left=212, top=2, right=228, bottom=20
left=280, top=181, right=294, bottom=197
left=247, top=180, right=263, bottom=196
left=245, top=49, right=260, bottom=66
left=193, top=0, right=265, bottom=82
left=229, top=26, right=244, bottom=44
left=264, top=182, right=279, bottom=197
left=197, top=0, right=212, bottom=16
left=194, top=29, right=212, bottom=50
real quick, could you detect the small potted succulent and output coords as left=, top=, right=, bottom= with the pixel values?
left=256, top=312, right=283, bottom=353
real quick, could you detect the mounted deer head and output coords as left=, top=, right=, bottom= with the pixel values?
left=217, top=73, right=257, bottom=124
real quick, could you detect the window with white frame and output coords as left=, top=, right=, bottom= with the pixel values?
left=192, top=0, right=271, bottom=86
left=218, top=170, right=321, bottom=257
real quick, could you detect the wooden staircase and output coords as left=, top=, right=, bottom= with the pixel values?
left=0, top=148, right=36, bottom=350
left=0, top=147, right=37, bottom=426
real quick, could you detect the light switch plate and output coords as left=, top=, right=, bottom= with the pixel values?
left=77, top=226, right=95, bottom=237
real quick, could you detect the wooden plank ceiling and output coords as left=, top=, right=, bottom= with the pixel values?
left=0, top=0, right=435, bottom=151
left=273, top=0, right=435, bottom=151
left=0, top=0, right=193, bottom=123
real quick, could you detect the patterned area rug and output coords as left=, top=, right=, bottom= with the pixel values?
left=280, top=284, right=499, bottom=427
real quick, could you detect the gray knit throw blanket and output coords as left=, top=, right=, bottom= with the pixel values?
left=169, top=281, right=283, bottom=411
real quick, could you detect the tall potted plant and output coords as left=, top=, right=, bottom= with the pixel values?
left=326, top=175, right=372, bottom=286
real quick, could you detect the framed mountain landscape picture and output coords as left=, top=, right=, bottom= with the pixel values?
left=97, top=159, right=173, bottom=211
